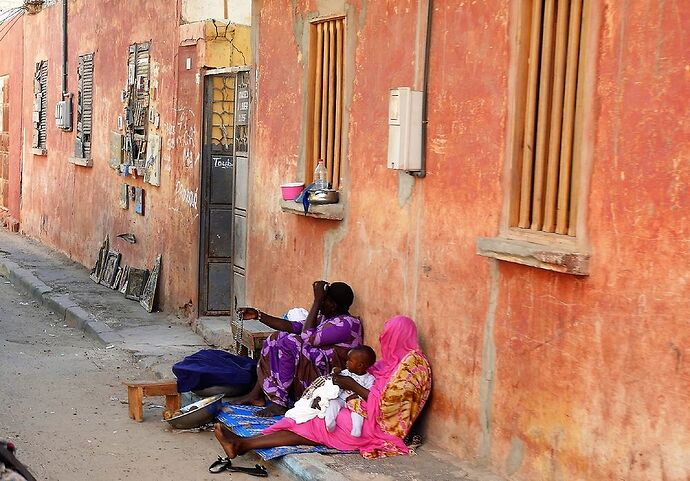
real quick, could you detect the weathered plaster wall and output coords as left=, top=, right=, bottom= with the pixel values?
left=183, top=0, right=251, bottom=26
left=6, top=1, right=249, bottom=315
left=0, top=14, right=23, bottom=224
left=249, top=1, right=689, bottom=480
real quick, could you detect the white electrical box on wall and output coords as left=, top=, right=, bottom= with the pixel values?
left=387, top=87, right=423, bottom=172
left=55, top=97, right=72, bottom=131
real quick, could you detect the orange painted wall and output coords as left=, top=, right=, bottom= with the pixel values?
left=3, top=0, right=205, bottom=314
left=0, top=14, right=24, bottom=222
left=249, top=1, right=689, bottom=480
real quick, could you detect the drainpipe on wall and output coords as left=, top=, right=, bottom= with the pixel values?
left=415, top=0, right=432, bottom=178
left=55, top=0, right=72, bottom=131
left=61, top=0, right=67, bottom=95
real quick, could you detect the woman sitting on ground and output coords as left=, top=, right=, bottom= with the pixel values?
left=216, top=315, right=431, bottom=459
left=234, top=280, right=363, bottom=417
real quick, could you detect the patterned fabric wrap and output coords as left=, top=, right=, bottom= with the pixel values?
left=259, top=314, right=363, bottom=406
left=372, top=351, right=431, bottom=441
left=346, top=351, right=431, bottom=458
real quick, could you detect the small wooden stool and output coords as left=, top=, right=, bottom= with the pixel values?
left=125, top=380, right=180, bottom=422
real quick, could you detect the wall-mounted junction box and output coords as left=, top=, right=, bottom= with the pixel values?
left=55, top=96, right=72, bottom=131
left=387, top=87, right=423, bottom=172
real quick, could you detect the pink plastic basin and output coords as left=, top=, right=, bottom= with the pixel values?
left=281, top=182, right=304, bottom=200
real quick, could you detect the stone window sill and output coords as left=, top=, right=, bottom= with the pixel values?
left=280, top=199, right=344, bottom=221
left=476, top=236, right=590, bottom=276
left=31, top=148, right=47, bottom=156
left=69, top=156, right=93, bottom=167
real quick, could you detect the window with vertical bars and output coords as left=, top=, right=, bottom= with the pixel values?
left=32, top=60, right=48, bottom=151
left=306, top=17, right=345, bottom=191
left=510, top=0, right=588, bottom=236
left=75, top=53, right=94, bottom=159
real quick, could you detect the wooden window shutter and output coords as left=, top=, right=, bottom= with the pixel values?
left=124, top=42, right=150, bottom=170
left=32, top=60, right=48, bottom=150
left=512, top=0, right=588, bottom=236
left=75, top=53, right=94, bottom=159
left=307, top=17, right=345, bottom=190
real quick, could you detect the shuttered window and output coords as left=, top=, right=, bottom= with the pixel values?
left=125, top=42, right=150, bottom=170
left=32, top=60, right=48, bottom=151
left=306, top=17, right=345, bottom=191
left=75, top=53, right=94, bottom=159
left=511, top=0, right=589, bottom=236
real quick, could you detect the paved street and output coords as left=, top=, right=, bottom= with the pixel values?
left=0, top=279, right=288, bottom=481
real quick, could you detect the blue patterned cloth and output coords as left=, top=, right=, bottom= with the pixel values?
left=217, top=402, right=353, bottom=460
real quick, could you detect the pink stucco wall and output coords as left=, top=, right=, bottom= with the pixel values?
left=0, top=14, right=24, bottom=224
left=3, top=0, right=205, bottom=313
left=249, top=1, right=689, bottom=480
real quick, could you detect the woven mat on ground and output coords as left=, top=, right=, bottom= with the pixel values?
left=217, top=402, right=354, bottom=460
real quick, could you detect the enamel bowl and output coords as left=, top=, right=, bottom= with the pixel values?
left=164, top=394, right=224, bottom=429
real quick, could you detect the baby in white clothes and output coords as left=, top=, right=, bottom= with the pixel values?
left=318, top=346, right=376, bottom=437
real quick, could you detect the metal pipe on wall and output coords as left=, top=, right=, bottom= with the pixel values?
left=62, top=0, right=67, bottom=94
left=417, top=0, right=432, bottom=178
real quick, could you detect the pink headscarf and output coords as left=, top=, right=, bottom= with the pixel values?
left=370, top=315, right=421, bottom=379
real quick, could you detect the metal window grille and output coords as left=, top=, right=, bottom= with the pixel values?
left=512, top=0, right=588, bottom=236
left=306, top=17, right=345, bottom=190
left=209, top=74, right=235, bottom=154
left=75, top=53, right=94, bottom=159
left=32, top=60, right=48, bottom=150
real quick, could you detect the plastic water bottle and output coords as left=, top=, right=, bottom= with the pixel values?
left=313, top=160, right=329, bottom=190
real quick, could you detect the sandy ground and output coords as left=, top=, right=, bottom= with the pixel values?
left=0, top=280, right=289, bottom=481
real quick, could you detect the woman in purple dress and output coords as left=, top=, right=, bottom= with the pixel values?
left=235, top=281, right=362, bottom=417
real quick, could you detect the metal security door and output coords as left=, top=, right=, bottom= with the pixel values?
left=199, top=70, right=250, bottom=315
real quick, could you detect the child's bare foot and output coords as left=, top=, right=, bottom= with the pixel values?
left=214, top=423, right=241, bottom=459
left=256, top=403, right=287, bottom=417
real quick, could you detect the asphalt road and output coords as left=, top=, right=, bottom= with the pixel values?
left=0, top=279, right=288, bottom=481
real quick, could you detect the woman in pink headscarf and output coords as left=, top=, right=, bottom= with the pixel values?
left=214, top=315, right=432, bottom=459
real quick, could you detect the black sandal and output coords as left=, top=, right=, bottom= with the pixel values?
left=209, top=456, right=232, bottom=474
left=225, top=463, right=268, bottom=477
left=209, top=456, right=268, bottom=477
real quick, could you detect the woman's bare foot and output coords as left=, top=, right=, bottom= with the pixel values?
left=256, top=403, right=287, bottom=418
left=228, top=380, right=266, bottom=406
left=214, top=423, right=242, bottom=459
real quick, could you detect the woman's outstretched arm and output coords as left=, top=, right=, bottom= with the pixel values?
left=238, top=308, right=296, bottom=333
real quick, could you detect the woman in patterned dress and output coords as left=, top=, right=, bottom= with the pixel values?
left=216, top=315, right=432, bottom=458
left=234, top=280, right=363, bottom=417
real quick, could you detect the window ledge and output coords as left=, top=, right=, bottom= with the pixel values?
left=280, top=199, right=344, bottom=221
left=31, top=148, right=47, bottom=156
left=68, top=156, right=93, bottom=167
left=476, top=236, right=590, bottom=276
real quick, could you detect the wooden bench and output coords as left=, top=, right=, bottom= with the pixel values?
left=125, top=380, right=180, bottom=422
left=230, top=319, right=275, bottom=358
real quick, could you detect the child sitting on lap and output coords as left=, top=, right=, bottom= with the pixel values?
left=320, top=345, right=376, bottom=437
left=285, top=346, right=376, bottom=437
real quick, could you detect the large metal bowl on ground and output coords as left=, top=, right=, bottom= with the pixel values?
left=164, top=394, right=224, bottom=429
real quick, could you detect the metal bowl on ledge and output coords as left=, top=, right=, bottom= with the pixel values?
left=308, top=189, right=339, bottom=205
